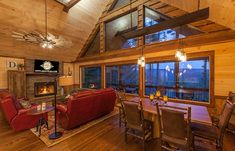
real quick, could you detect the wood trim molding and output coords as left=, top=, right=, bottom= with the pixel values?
left=214, top=95, right=227, bottom=100
left=63, top=0, right=81, bottom=12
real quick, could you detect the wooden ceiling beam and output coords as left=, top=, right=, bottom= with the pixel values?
left=116, top=7, right=209, bottom=39
left=63, top=0, right=81, bottom=12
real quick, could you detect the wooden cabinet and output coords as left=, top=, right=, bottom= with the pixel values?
left=8, top=71, right=26, bottom=98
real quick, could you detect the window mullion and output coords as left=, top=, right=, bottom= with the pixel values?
left=175, top=62, right=180, bottom=98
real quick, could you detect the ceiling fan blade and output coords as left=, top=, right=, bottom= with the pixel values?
left=16, top=39, right=26, bottom=41
left=33, top=31, right=44, bottom=39
left=48, top=33, right=56, bottom=39
left=12, top=35, right=23, bottom=38
left=12, top=31, right=24, bottom=36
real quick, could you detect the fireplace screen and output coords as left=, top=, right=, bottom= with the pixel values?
left=34, top=82, right=55, bottom=97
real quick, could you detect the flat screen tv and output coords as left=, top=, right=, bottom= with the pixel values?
left=34, top=60, right=59, bottom=73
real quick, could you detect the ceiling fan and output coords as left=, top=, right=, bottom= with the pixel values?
left=12, top=0, right=72, bottom=48
left=12, top=31, right=72, bottom=48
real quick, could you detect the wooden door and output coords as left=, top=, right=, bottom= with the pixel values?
left=8, top=71, right=26, bottom=98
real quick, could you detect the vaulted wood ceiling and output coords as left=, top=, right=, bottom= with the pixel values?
left=0, top=0, right=234, bottom=62
left=0, top=0, right=109, bottom=62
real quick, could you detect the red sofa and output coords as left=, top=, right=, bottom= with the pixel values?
left=57, top=88, right=116, bottom=130
left=0, top=90, right=47, bottom=131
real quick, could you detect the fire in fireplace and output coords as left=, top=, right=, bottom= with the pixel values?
left=34, top=82, right=55, bottom=97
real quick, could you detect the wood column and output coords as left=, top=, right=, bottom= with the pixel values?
left=100, top=22, right=105, bottom=53
left=139, top=65, right=144, bottom=97
left=101, top=64, right=105, bottom=89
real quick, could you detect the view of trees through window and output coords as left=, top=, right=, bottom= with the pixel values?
left=145, top=57, right=210, bottom=102
left=106, top=64, right=139, bottom=94
left=82, top=67, right=101, bottom=89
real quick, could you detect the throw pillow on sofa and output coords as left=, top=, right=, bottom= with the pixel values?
left=19, top=99, right=31, bottom=109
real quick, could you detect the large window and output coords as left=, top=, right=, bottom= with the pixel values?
left=82, top=66, right=101, bottom=89
left=106, top=64, right=139, bottom=94
left=145, top=57, right=210, bottom=103
left=105, top=11, right=138, bottom=51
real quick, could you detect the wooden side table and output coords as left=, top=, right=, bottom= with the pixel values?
left=28, top=106, right=54, bottom=137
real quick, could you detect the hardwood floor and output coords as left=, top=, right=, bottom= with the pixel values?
left=0, top=111, right=235, bottom=151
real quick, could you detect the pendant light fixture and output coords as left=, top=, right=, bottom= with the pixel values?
left=41, top=0, right=54, bottom=49
left=175, top=26, right=187, bottom=62
left=131, top=0, right=145, bottom=67
left=137, top=45, right=145, bottom=67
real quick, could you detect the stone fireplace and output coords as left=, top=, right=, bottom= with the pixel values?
left=34, top=82, right=55, bottom=97
left=25, top=59, right=62, bottom=101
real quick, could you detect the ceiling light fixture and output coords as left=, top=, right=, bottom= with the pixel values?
left=175, top=26, right=187, bottom=62
left=137, top=46, right=145, bottom=67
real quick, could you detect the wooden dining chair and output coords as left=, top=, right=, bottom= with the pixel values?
left=115, top=89, right=127, bottom=127
left=211, top=92, right=235, bottom=134
left=156, top=103, right=192, bottom=151
left=122, top=100, right=153, bottom=151
left=191, top=100, right=235, bottom=151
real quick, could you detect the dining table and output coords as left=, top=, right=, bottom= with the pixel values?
left=129, top=97, right=212, bottom=138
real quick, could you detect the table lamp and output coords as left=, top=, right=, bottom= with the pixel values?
left=59, top=76, right=73, bottom=96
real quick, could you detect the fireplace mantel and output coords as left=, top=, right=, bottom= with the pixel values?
left=26, top=72, right=59, bottom=77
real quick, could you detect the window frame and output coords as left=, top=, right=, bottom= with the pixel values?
left=105, top=62, right=140, bottom=95
left=80, top=65, right=102, bottom=89
left=78, top=51, right=214, bottom=107
left=144, top=51, right=214, bottom=107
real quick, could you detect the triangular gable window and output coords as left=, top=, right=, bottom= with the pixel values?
left=84, top=30, right=100, bottom=57
left=109, top=0, right=131, bottom=11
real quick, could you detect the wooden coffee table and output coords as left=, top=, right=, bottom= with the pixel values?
left=28, top=106, right=54, bottom=137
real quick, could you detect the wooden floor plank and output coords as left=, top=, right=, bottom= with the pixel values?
left=0, top=111, right=234, bottom=151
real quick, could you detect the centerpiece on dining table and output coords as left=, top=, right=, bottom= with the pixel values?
left=155, top=90, right=161, bottom=99
left=163, top=95, right=168, bottom=104
left=149, top=93, right=157, bottom=105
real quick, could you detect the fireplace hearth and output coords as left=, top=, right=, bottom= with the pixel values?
left=34, top=82, right=55, bottom=97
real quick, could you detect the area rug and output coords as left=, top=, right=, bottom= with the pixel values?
left=30, top=108, right=118, bottom=147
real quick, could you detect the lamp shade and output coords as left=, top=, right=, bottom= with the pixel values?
left=59, top=76, right=73, bottom=86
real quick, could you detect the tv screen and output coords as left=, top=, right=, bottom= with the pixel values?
left=34, top=60, right=59, bottom=73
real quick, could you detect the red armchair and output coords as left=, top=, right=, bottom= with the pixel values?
left=0, top=90, right=47, bottom=131
left=57, top=88, right=116, bottom=130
